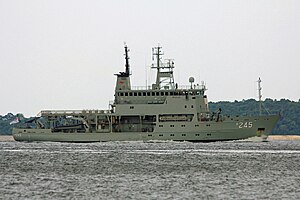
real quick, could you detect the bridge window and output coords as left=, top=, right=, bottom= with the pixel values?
left=138, top=92, right=142, bottom=96
left=120, top=93, right=124, bottom=96
left=147, top=92, right=150, bottom=96
left=152, top=92, right=155, bottom=96
left=125, top=93, right=128, bottom=96
left=129, top=92, right=133, bottom=96
left=143, top=92, right=146, bottom=96
left=134, top=92, right=137, bottom=96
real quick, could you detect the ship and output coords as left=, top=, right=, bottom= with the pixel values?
left=13, top=45, right=280, bottom=142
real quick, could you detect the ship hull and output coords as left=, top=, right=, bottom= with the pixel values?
left=13, top=115, right=280, bottom=142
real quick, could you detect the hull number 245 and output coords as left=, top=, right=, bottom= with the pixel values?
left=237, top=122, right=253, bottom=128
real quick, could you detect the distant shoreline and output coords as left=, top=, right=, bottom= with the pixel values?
left=1, top=135, right=300, bottom=142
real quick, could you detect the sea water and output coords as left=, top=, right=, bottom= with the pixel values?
left=0, top=140, right=299, bottom=199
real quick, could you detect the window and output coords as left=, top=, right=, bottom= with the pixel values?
left=170, top=125, right=175, bottom=127
left=181, top=125, right=185, bottom=127
left=182, top=134, right=186, bottom=136
left=125, top=93, right=128, bottom=96
left=170, top=134, right=175, bottom=136
left=147, top=92, right=150, bottom=96
left=129, top=92, right=133, bottom=96
left=195, top=125, right=199, bottom=127
left=148, top=134, right=152, bottom=137
left=130, top=106, right=134, bottom=109
left=195, top=134, right=200, bottom=136
left=159, top=125, right=163, bottom=127
left=159, top=134, right=163, bottom=137
left=138, top=92, right=142, bottom=96
left=134, top=92, right=137, bottom=96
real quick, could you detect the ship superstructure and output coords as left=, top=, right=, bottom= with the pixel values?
left=13, top=45, right=280, bottom=142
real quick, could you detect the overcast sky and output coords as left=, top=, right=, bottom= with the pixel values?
left=0, top=0, right=299, bottom=117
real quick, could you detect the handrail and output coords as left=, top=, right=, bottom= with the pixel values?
left=38, top=109, right=111, bottom=116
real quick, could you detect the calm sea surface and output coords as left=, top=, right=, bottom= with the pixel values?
left=0, top=140, right=299, bottom=199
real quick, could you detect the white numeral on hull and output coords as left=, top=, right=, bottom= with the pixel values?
left=238, top=122, right=253, bottom=128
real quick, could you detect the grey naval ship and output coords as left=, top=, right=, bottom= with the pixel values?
left=13, top=45, right=280, bottom=142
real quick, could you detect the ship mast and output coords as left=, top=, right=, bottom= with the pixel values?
left=258, top=77, right=262, bottom=115
left=257, top=77, right=270, bottom=115
left=114, top=44, right=131, bottom=90
left=124, top=45, right=130, bottom=76
left=153, top=46, right=163, bottom=87
left=151, top=46, right=175, bottom=90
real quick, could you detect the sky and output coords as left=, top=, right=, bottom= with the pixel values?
left=0, top=0, right=299, bottom=117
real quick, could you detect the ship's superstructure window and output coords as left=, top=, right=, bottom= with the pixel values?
left=170, top=134, right=175, bottom=136
left=159, top=114, right=194, bottom=122
left=181, top=125, right=185, bottom=127
left=125, top=93, right=128, bottom=96
left=130, top=106, right=134, bottom=109
left=170, top=125, right=175, bottom=127
left=129, top=92, right=133, bottom=96
left=159, top=134, right=163, bottom=136
left=138, top=92, right=142, bottom=96
left=159, top=125, right=163, bottom=127
left=182, top=134, right=186, bottom=136
left=134, top=92, right=137, bottom=96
